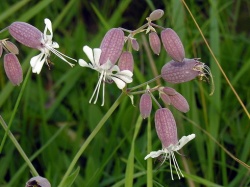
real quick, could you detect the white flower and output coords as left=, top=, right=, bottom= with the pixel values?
left=30, top=18, right=76, bottom=74
left=144, top=134, right=195, bottom=180
left=79, top=45, right=133, bottom=106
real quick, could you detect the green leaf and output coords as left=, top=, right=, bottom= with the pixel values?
left=61, top=166, right=80, bottom=187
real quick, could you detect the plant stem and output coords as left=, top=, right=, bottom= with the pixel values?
left=0, top=67, right=31, bottom=153
left=128, top=75, right=162, bottom=92
left=0, top=115, right=39, bottom=176
left=146, top=116, right=153, bottom=187
left=58, top=92, right=125, bottom=187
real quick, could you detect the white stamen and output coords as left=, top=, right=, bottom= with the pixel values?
left=171, top=152, right=180, bottom=179
left=169, top=153, right=174, bottom=180
left=45, top=45, right=76, bottom=66
left=89, top=71, right=104, bottom=104
left=101, top=71, right=106, bottom=106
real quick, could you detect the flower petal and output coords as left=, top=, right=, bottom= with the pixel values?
left=83, top=46, right=94, bottom=65
left=114, top=72, right=133, bottom=83
left=111, top=77, right=126, bottom=89
left=30, top=53, right=46, bottom=74
left=78, top=59, right=93, bottom=68
left=93, top=48, right=102, bottom=67
left=144, top=150, right=165, bottom=160
left=119, top=70, right=133, bottom=78
left=44, top=18, right=53, bottom=39
left=173, top=134, right=195, bottom=151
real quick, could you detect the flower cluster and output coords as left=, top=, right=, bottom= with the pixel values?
left=124, top=9, right=213, bottom=179
left=0, top=8, right=214, bottom=184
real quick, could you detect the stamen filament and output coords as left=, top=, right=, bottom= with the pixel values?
left=169, top=154, right=174, bottom=180
left=46, top=45, right=76, bottom=66
left=89, top=71, right=104, bottom=104
left=101, top=71, right=106, bottom=106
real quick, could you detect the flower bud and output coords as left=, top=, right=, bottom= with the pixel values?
left=4, top=53, right=23, bottom=85
left=4, top=40, right=19, bottom=54
left=155, top=108, right=178, bottom=148
left=8, top=21, right=43, bottom=49
left=99, top=28, right=124, bottom=65
left=162, top=87, right=177, bottom=95
left=131, top=38, right=139, bottom=51
left=26, top=176, right=51, bottom=187
left=149, top=32, right=161, bottom=55
left=161, top=58, right=202, bottom=83
left=159, top=92, right=171, bottom=105
left=169, top=93, right=189, bottom=113
left=161, top=28, right=185, bottom=62
left=140, top=93, right=152, bottom=119
left=118, top=51, right=134, bottom=72
left=149, top=9, right=164, bottom=21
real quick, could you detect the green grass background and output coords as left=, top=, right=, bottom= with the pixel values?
left=0, top=0, right=249, bottom=186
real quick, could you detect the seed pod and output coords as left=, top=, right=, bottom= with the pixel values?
left=118, top=51, right=134, bottom=72
left=140, top=93, right=152, bottom=119
left=26, top=176, right=51, bottom=187
left=149, top=9, right=164, bottom=21
left=4, top=53, right=23, bottom=86
left=161, top=58, right=201, bottom=84
left=161, top=28, right=185, bottom=62
left=149, top=32, right=161, bottom=55
left=99, top=28, right=124, bottom=65
left=169, top=93, right=189, bottom=113
left=131, top=38, right=139, bottom=51
left=0, top=45, right=2, bottom=57
left=155, top=108, right=178, bottom=148
left=8, top=21, right=43, bottom=49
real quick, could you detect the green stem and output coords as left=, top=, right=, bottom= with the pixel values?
left=0, top=115, right=39, bottom=176
left=128, top=75, right=162, bottom=92
left=58, top=92, right=125, bottom=187
left=0, top=67, right=31, bottom=153
left=149, top=91, right=162, bottom=109
left=146, top=116, right=153, bottom=187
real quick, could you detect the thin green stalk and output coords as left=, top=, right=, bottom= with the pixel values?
left=0, top=67, right=31, bottom=153
left=0, top=115, right=39, bottom=176
left=181, top=0, right=250, bottom=119
left=128, top=75, right=161, bottom=92
left=58, top=93, right=125, bottom=187
left=125, top=115, right=143, bottom=187
left=146, top=117, right=153, bottom=187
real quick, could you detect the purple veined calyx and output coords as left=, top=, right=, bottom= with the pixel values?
left=161, top=28, right=185, bottom=62
left=118, top=51, right=134, bottom=72
left=149, top=32, right=161, bottom=55
left=0, top=39, right=19, bottom=55
left=99, top=28, right=125, bottom=65
left=7, top=18, right=76, bottom=74
left=161, top=58, right=214, bottom=95
left=148, top=9, right=164, bottom=21
left=4, top=53, right=23, bottom=86
left=139, top=87, right=152, bottom=119
left=158, top=87, right=189, bottom=113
